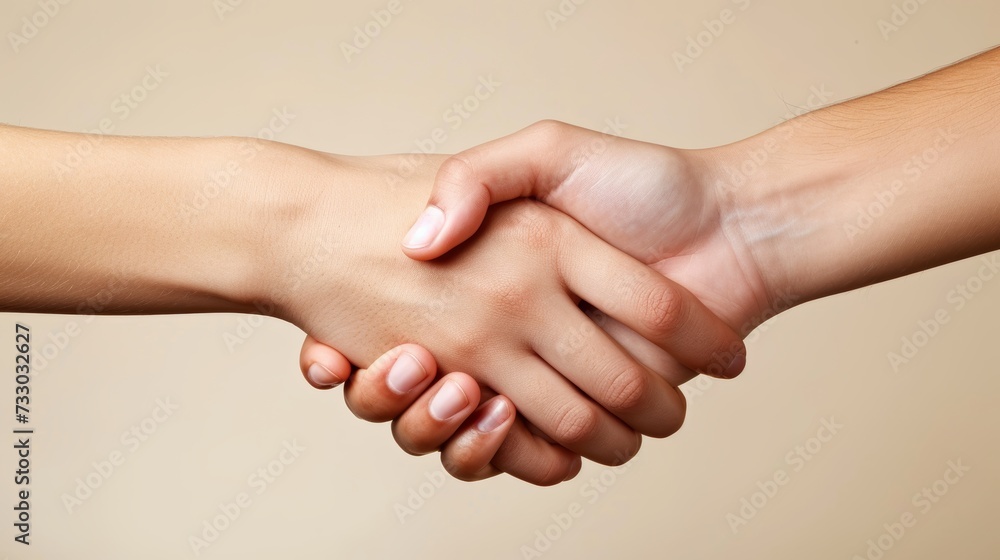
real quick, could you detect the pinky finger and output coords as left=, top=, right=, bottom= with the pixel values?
left=299, top=334, right=354, bottom=390
left=440, top=397, right=516, bottom=482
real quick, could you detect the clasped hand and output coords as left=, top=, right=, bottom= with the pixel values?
left=291, top=122, right=767, bottom=485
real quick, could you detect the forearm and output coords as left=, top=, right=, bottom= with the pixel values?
left=0, top=125, right=284, bottom=315
left=721, top=47, right=1000, bottom=304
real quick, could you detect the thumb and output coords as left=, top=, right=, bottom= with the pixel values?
left=401, top=120, right=578, bottom=260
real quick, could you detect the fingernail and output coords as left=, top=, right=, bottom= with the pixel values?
left=722, top=351, right=747, bottom=379
left=475, top=399, right=510, bottom=433
left=307, top=363, right=341, bottom=388
left=429, top=380, right=469, bottom=421
left=386, top=352, right=428, bottom=394
left=402, top=205, right=444, bottom=249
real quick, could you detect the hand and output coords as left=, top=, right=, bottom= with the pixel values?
left=374, top=121, right=774, bottom=475
left=295, top=122, right=763, bottom=480
left=402, top=120, right=771, bottom=345
left=270, top=148, right=744, bottom=484
left=388, top=120, right=774, bottom=396
left=301, top=337, right=526, bottom=482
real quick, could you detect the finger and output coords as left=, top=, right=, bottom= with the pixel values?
left=450, top=387, right=582, bottom=486
left=581, top=302, right=698, bottom=387
left=343, top=344, right=437, bottom=423
left=491, top=415, right=583, bottom=486
left=402, top=120, right=580, bottom=260
left=558, top=229, right=747, bottom=379
left=390, top=372, right=482, bottom=455
left=499, top=354, right=642, bottom=466
left=537, top=304, right=687, bottom=438
left=438, top=396, right=515, bottom=482
left=299, top=334, right=354, bottom=390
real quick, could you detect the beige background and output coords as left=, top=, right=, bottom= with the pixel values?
left=2, top=0, right=999, bottom=558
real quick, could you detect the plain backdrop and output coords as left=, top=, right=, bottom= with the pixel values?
left=2, top=1, right=998, bottom=558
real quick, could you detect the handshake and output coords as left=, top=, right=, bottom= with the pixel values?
left=292, top=121, right=764, bottom=485
left=3, top=46, right=995, bottom=488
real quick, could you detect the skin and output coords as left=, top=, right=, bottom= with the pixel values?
left=0, top=126, right=747, bottom=485
left=303, top=46, right=1000, bottom=482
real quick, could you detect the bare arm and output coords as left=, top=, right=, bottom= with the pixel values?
left=720, top=47, right=1000, bottom=304
left=0, top=124, right=748, bottom=484
left=0, top=127, right=274, bottom=315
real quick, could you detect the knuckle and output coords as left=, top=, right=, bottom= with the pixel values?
left=529, top=119, right=570, bottom=145
left=640, top=281, right=685, bottom=338
left=484, top=276, right=533, bottom=318
left=492, top=431, right=570, bottom=486
left=601, top=365, right=648, bottom=414
left=391, top=421, right=435, bottom=457
left=344, top=387, right=392, bottom=424
left=648, top=397, right=686, bottom=439
left=435, top=155, right=477, bottom=190
left=613, top=434, right=641, bottom=465
left=598, top=431, right=641, bottom=467
left=533, top=457, right=570, bottom=487
left=503, top=201, right=560, bottom=252
left=443, top=325, right=490, bottom=362
left=441, top=446, right=483, bottom=482
left=552, top=401, right=600, bottom=447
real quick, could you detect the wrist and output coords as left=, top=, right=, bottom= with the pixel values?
left=233, top=141, right=352, bottom=321
left=173, top=137, right=305, bottom=316
left=707, top=108, right=987, bottom=311
left=703, top=120, right=848, bottom=308
left=249, top=148, right=444, bottom=329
